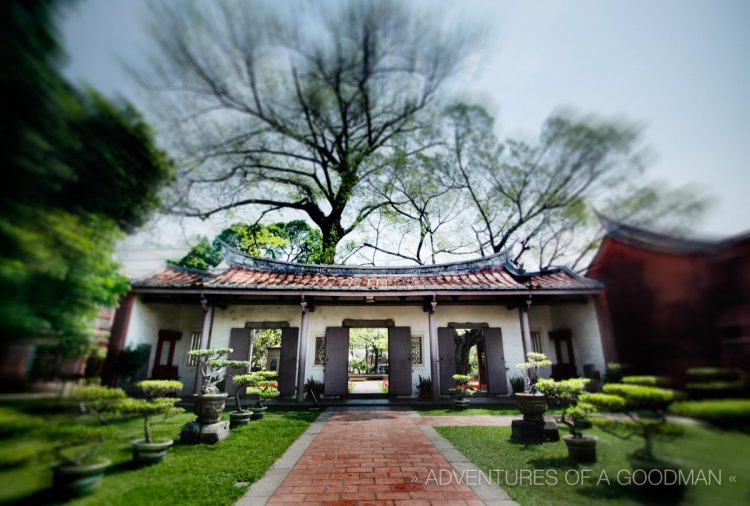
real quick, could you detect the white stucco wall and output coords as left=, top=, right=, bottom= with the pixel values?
left=121, top=296, right=606, bottom=396
left=549, top=296, right=606, bottom=376
left=123, top=297, right=203, bottom=394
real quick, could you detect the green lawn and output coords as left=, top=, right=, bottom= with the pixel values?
left=412, top=403, right=564, bottom=417
left=437, top=424, right=750, bottom=506
left=0, top=404, right=319, bottom=506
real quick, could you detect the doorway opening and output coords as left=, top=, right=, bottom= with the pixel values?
left=348, top=328, right=389, bottom=396
left=455, top=328, right=488, bottom=394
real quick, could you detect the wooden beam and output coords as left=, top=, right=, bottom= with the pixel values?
left=342, top=319, right=395, bottom=328
left=245, top=321, right=290, bottom=329
left=447, top=322, right=489, bottom=329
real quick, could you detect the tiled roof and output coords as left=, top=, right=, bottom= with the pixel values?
left=134, top=247, right=601, bottom=293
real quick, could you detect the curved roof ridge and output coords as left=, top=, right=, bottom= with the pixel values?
left=218, top=240, right=513, bottom=276
left=597, top=214, right=716, bottom=253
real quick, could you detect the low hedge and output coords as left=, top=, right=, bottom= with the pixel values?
left=686, top=381, right=747, bottom=399
left=621, top=375, right=669, bottom=386
left=669, top=399, right=750, bottom=429
left=686, top=367, right=742, bottom=382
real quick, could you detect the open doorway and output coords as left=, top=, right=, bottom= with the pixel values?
left=454, top=328, right=488, bottom=394
left=348, top=328, right=388, bottom=396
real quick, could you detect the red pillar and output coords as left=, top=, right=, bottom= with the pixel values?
left=101, top=293, right=136, bottom=386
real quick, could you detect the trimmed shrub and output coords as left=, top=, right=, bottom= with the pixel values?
left=604, top=362, right=624, bottom=383
left=603, top=383, right=675, bottom=410
left=686, top=367, right=742, bottom=382
left=579, top=393, right=627, bottom=411
left=622, top=375, right=669, bottom=387
left=669, top=399, right=750, bottom=429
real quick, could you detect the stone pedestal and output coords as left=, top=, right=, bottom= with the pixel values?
left=511, top=418, right=559, bottom=443
left=180, top=421, right=230, bottom=445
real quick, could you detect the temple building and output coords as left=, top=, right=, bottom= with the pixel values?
left=102, top=244, right=610, bottom=400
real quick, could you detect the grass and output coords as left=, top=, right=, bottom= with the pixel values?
left=0, top=403, right=319, bottom=506
left=437, top=424, right=750, bottom=506
left=411, top=403, right=564, bottom=417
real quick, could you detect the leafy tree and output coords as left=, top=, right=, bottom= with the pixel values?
left=251, top=329, right=281, bottom=370
left=172, top=220, right=324, bottom=269
left=142, top=0, right=476, bottom=263
left=0, top=1, right=172, bottom=357
left=349, top=328, right=387, bottom=373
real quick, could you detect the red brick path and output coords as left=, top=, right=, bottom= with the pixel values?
left=267, top=408, right=484, bottom=506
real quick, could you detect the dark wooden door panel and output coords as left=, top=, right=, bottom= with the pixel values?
left=278, top=327, right=299, bottom=396
left=388, top=327, right=412, bottom=396
left=226, top=328, right=251, bottom=396
left=438, top=327, right=457, bottom=395
left=484, top=327, right=508, bottom=394
left=324, top=327, right=349, bottom=396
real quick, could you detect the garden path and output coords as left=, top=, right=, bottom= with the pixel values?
left=242, top=407, right=517, bottom=506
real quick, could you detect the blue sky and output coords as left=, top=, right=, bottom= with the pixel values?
left=61, top=0, right=750, bottom=238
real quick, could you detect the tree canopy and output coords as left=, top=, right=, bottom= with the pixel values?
left=172, top=220, right=324, bottom=269
left=0, top=1, right=172, bottom=356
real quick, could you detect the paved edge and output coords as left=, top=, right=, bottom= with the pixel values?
left=235, top=409, right=332, bottom=506
left=413, top=413, right=520, bottom=506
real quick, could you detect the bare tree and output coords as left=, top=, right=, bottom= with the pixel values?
left=360, top=152, right=473, bottom=265
left=442, top=104, right=648, bottom=267
left=141, top=0, right=475, bottom=263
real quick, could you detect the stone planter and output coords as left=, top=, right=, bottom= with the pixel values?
left=514, top=393, right=547, bottom=420
left=52, top=457, right=111, bottom=497
left=250, top=406, right=267, bottom=420
left=563, top=435, right=597, bottom=463
left=229, top=410, right=253, bottom=428
left=193, top=393, right=228, bottom=424
left=454, top=398, right=470, bottom=410
left=131, top=439, right=173, bottom=465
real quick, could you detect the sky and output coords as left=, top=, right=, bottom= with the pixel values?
left=60, top=0, right=750, bottom=274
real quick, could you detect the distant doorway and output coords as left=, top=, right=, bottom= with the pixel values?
left=348, top=328, right=388, bottom=396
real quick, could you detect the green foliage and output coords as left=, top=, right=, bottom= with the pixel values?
left=0, top=1, right=172, bottom=356
left=686, top=367, right=742, bottom=382
left=136, top=380, right=183, bottom=399
left=188, top=348, right=233, bottom=394
left=603, top=383, right=675, bottom=410
left=669, top=399, right=750, bottom=429
left=515, top=352, right=553, bottom=393
left=416, top=375, right=432, bottom=396
left=116, top=344, right=151, bottom=383
left=449, top=374, right=476, bottom=399
left=621, top=375, right=669, bottom=386
left=509, top=376, right=525, bottom=394
left=604, top=362, right=625, bottom=383
left=535, top=377, right=589, bottom=402
left=252, top=329, right=281, bottom=370
left=348, top=358, right=368, bottom=374
left=0, top=408, right=40, bottom=438
left=172, top=220, right=324, bottom=269
left=236, top=371, right=280, bottom=407
left=304, top=377, right=324, bottom=398
left=578, top=393, right=627, bottom=411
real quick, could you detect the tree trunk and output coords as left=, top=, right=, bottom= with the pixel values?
left=454, top=329, right=482, bottom=375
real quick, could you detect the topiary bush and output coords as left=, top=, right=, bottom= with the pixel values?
left=622, top=375, right=670, bottom=387
left=235, top=371, right=280, bottom=409
left=515, top=352, right=553, bottom=393
left=187, top=347, right=234, bottom=394
left=669, top=399, right=750, bottom=430
left=536, top=378, right=591, bottom=437
left=604, top=362, right=625, bottom=383
left=118, top=380, right=184, bottom=443
left=603, top=383, right=676, bottom=410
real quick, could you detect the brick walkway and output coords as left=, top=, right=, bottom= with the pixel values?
left=267, top=407, right=485, bottom=506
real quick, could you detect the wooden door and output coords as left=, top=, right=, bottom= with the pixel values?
left=226, top=328, right=251, bottom=396
left=324, top=327, right=349, bottom=396
left=278, top=327, right=299, bottom=396
left=438, top=327, right=457, bottom=395
left=388, top=327, right=412, bottom=396
left=550, top=329, right=577, bottom=379
left=152, top=330, right=181, bottom=379
left=484, top=327, right=508, bottom=394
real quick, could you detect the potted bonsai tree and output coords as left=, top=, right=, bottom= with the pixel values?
left=49, top=385, right=126, bottom=496
left=187, top=347, right=234, bottom=424
left=229, top=374, right=256, bottom=428
left=449, top=374, right=476, bottom=409
left=514, top=352, right=553, bottom=420
left=245, top=371, right=280, bottom=419
left=536, top=378, right=614, bottom=462
left=119, top=380, right=184, bottom=465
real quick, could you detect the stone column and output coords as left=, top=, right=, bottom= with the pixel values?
left=193, top=296, right=214, bottom=394
left=427, top=298, right=440, bottom=401
left=519, top=306, right=533, bottom=358
left=295, top=298, right=311, bottom=402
